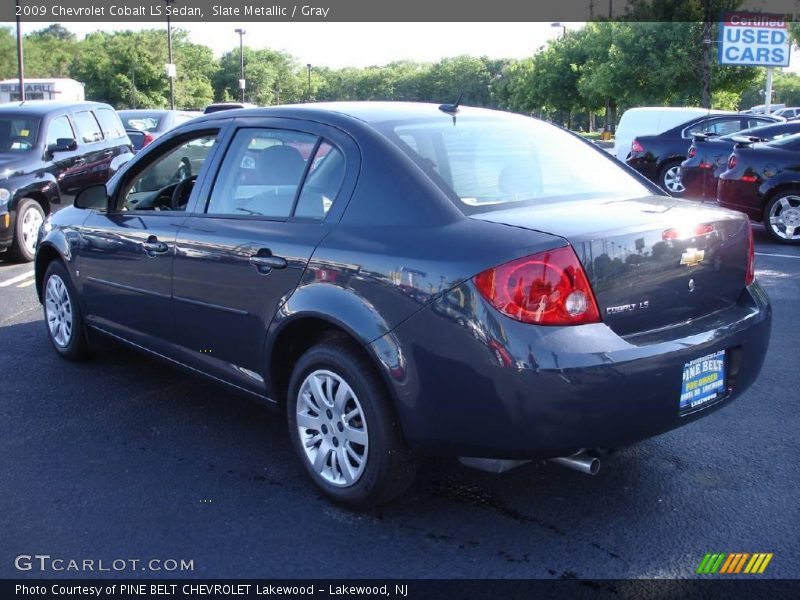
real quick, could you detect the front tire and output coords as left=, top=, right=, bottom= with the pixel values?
left=10, top=198, right=45, bottom=262
left=764, top=190, right=800, bottom=244
left=287, top=339, right=416, bottom=508
left=42, top=260, right=90, bottom=360
left=660, top=160, right=685, bottom=196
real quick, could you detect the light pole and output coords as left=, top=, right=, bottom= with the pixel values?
left=15, top=0, right=25, bottom=102
left=164, top=0, right=176, bottom=110
left=306, top=63, right=312, bottom=102
left=235, top=28, right=246, bottom=103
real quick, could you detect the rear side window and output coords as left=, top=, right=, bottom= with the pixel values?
left=294, top=142, right=345, bottom=220
left=95, top=108, right=126, bottom=139
left=73, top=110, right=103, bottom=144
left=45, top=115, right=75, bottom=147
left=207, top=128, right=320, bottom=219
left=383, top=117, right=649, bottom=213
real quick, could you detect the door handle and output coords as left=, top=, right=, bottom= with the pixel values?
left=249, top=250, right=287, bottom=272
left=143, top=236, right=169, bottom=255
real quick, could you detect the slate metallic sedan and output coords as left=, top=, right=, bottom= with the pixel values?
left=34, top=103, right=772, bottom=507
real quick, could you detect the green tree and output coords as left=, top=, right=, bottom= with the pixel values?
left=23, top=24, right=78, bottom=78
left=0, top=27, right=19, bottom=80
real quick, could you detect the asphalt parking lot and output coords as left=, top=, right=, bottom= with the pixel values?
left=1, top=225, right=798, bottom=580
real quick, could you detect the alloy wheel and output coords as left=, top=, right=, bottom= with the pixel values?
left=45, top=274, right=73, bottom=348
left=663, top=165, right=685, bottom=194
left=296, top=369, right=369, bottom=487
left=768, top=195, right=800, bottom=241
left=21, top=206, right=43, bottom=255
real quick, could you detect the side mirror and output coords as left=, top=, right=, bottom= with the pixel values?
left=48, top=138, right=78, bottom=153
left=74, top=184, right=109, bottom=210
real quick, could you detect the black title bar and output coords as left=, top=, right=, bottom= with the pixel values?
left=3, top=0, right=800, bottom=23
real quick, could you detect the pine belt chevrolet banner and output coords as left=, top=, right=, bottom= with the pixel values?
left=718, top=12, right=792, bottom=67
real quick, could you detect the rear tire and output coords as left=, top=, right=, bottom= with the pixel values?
left=659, top=160, right=685, bottom=196
left=286, top=339, right=416, bottom=509
left=10, top=198, right=45, bottom=262
left=763, top=190, right=800, bottom=244
left=42, top=260, right=90, bottom=360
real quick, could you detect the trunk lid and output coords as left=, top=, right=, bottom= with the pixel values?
left=471, top=195, right=750, bottom=337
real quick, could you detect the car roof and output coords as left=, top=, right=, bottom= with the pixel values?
left=0, top=100, right=112, bottom=116
left=193, top=101, right=516, bottom=126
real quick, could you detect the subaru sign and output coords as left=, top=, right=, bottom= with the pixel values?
left=718, top=13, right=791, bottom=67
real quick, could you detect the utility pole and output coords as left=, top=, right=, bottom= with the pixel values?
left=700, top=0, right=712, bottom=109
left=235, top=28, right=246, bottom=103
left=307, top=63, right=312, bottom=101
left=164, top=0, right=176, bottom=110
left=15, top=0, right=25, bottom=102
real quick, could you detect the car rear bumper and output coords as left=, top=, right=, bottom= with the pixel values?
left=718, top=179, right=763, bottom=220
left=375, top=281, right=771, bottom=459
left=626, top=155, right=658, bottom=181
left=681, top=164, right=714, bottom=200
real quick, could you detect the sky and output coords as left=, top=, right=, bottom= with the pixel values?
left=7, top=21, right=575, bottom=67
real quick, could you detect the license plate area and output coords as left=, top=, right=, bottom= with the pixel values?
left=679, top=350, right=727, bottom=416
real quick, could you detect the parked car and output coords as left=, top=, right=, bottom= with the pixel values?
left=35, top=103, right=770, bottom=508
left=681, top=120, right=800, bottom=201
left=771, top=106, right=800, bottom=120
left=0, top=100, right=133, bottom=261
left=118, top=109, right=197, bottom=152
left=718, top=133, right=800, bottom=244
left=741, top=104, right=786, bottom=115
left=613, top=107, right=711, bottom=162
left=627, top=112, right=779, bottom=195
left=203, top=102, right=257, bottom=114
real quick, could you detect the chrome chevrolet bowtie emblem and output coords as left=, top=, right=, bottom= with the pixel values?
left=680, top=248, right=705, bottom=267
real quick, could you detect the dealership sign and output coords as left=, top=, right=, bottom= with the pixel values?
left=719, top=12, right=791, bottom=67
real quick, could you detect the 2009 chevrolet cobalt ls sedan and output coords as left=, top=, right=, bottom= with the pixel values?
left=34, top=103, right=771, bottom=508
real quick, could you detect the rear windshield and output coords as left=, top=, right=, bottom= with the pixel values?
left=0, top=116, right=40, bottom=152
left=119, top=112, right=164, bottom=132
left=378, top=116, right=650, bottom=213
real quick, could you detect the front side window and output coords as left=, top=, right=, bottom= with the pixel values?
left=73, top=110, right=103, bottom=144
left=383, top=116, right=649, bottom=213
left=45, top=115, right=75, bottom=148
left=121, top=134, right=217, bottom=211
left=207, top=128, right=319, bottom=219
left=0, top=116, right=40, bottom=152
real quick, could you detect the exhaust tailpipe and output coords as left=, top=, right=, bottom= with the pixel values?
left=548, top=453, right=600, bottom=475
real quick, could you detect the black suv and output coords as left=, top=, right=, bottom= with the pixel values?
left=0, top=101, right=133, bottom=261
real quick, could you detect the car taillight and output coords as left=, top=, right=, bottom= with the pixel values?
left=142, top=133, right=155, bottom=147
left=728, top=154, right=737, bottom=169
left=473, top=246, right=601, bottom=326
left=746, top=224, right=755, bottom=285
left=631, top=139, right=644, bottom=153
left=688, top=146, right=697, bottom=158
